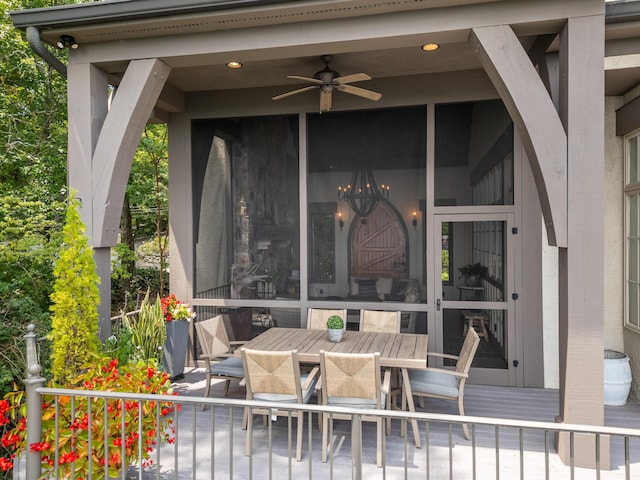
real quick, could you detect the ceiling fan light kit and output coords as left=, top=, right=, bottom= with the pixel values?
left=273, top=55, right=382, bottom=112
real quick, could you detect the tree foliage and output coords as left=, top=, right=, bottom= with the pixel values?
left=0, top=1, right=75, bottom=402
left=1, top=0, right=169, bottom=388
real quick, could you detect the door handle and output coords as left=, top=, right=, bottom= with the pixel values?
left=436, top=298, right=441, bottom=311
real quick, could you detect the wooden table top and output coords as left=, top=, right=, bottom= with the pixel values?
left=238, top=327, right=428, bottom=369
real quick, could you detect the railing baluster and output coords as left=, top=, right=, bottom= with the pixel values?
left=495, top=425, right=500, bottom=480
left=229, top=406, right=234, bottom=480
left=352, top=413, right=363, bottom=480
left=425, top=421, right=430, bottom=480
left=519, top=427, right=524, bottom=480
left=544, top=429, right=550, bottom=480
left=472, top=424, right=476, bottom=480
left=287, top=412, right=292, bottom=480
left=402, top=417, right=408, bottom=480
left=192, top=404, right=197, bottom=480
left=307, top=411, right=313, bottom=480
left=155, top=400, right=161, bottom=480
left=268, top=411, right=273, bottom=480
left=120, top=398, right=126, bottom=480
left=448, top=422, right=453, bottom=480
left=329, top=413, right=334, bottom=480
left=139, top=400, right=144, bottom=480
left=570, top=431, right=575, bottom=480
left=210, top=406, right=215, bottom=480
left=625, top=435, right=630, bottom=480
left=87, top=398, right=93, bottom=480
left=596, top=432, right=600, bottom=480
left=173, top=398, right=179, bottom=480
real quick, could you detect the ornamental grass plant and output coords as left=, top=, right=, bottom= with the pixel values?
left=122, top=291, right=166, bottom=364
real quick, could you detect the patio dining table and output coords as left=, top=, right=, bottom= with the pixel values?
left=238, top=327, right=428, bottom=446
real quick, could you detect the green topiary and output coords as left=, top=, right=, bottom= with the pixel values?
left=327, top=315, right=344, bottom=329
left=48, top=192, right=101, bottom=386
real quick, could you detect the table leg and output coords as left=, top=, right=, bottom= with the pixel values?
left=401, top=368, right=421, bottom=449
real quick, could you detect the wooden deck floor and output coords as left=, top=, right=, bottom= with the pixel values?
left=165, top=368, right=640, bottom=479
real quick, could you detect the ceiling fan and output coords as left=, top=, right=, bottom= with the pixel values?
left=272, top=55, right=382, bottom=112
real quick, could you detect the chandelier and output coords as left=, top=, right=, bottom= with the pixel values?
left=337, top=166, right=390, bottom=219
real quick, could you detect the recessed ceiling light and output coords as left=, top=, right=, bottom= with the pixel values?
left=226, top=61, right=243, bottom=69
left=421, top=43, right=440, bottom=52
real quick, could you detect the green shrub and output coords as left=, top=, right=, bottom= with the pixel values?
left=49, top=193, right=101, bottom=386
left=327, top=315, right=344, bottom=329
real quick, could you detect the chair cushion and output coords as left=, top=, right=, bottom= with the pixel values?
left=253, top=372, right=318, bottom=404
left=408, top=369, right=459, bottom=398
left=209, top=357, right=244, bottom=378
left=327, top=392, right=386, bottom=409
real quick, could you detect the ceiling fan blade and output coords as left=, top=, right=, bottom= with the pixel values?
left=335, top=84, right=382, bottom=101
left=334, top=73, right=371, bottom=84
left=272, top=85, right=317, bottom=100
left=286, top=75, right=323, bottom=85
left=320, top=90, right=332, bottom=112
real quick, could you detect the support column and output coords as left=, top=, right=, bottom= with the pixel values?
left=67, top=59, right=170, bottom=337
left=556, top=14, right=608, bottom=469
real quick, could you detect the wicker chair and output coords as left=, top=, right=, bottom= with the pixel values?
left=241, top=348, right=319, bottom=461
left=194, top=315, right=246, bottom=408
left=401, top=327, right=480, bottom=440
left=359, top=309, right=401, bottom=333
left=319, top=351, right=391, bottom=467
left=306, top=308, right=348, bottom=329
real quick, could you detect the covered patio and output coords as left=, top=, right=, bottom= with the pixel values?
left=10, top=0, right=640, bottom=470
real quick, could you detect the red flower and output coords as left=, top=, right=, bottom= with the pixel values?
left=0, top=457, right=14, bottom=471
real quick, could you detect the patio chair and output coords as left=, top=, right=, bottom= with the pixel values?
left=401, top=327, right=480, bottom=440
left=319, top=351, right=391, bottom=467
left=240, top=348, right=319, bottom=461
left=306, top=308, right=348, bottom=329
left=194, top=315, right=246, bottom=409
left=359, top=309, right=401, bottom=333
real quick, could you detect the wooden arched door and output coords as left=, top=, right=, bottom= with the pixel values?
left=350, top=200, right=408, bottom=278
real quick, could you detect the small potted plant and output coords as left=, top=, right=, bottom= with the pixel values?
left=458, top=262, right=488, bottom=286
left=326, top=315, right=345, bottom=342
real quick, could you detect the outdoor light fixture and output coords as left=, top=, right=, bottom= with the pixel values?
left=412, top=211, right=418, bottom=229
left=421, top=43, right=439, bottom=51
left=338, top=166, right=390, bottom=221
left=56, top=35, right=78, bottom=49
left=226, top=61, right=243, bottom=69
left=338, top=212, right=344, bottom=231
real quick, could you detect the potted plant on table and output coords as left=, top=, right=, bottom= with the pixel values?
left=458, top=262, right=488, bottom=287
left=161, top=294, right=195, bottom=380
left=326, top=315, right=345, bottom=343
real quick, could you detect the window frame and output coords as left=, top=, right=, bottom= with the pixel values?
left=624, top=129, right=640, bottom=333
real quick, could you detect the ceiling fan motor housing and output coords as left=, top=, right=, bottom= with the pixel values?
left=314, top=67, right=340, bottom=85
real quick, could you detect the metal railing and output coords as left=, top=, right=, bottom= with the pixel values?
left=16, top=387, right=640, bottom=480
left=17, top=326, right=640, bottom=480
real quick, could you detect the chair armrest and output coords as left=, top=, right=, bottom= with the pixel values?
left=381, top=368, right=392, bottom=394
left=201, top=352, right=235, bottom=360
left=419, top=367, right=468, bottom=378
left=229, top=340, right=248, bottom=351
left=426, top=352, right=459, bottom=361
left=303, top=366, right=320, bottom=390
